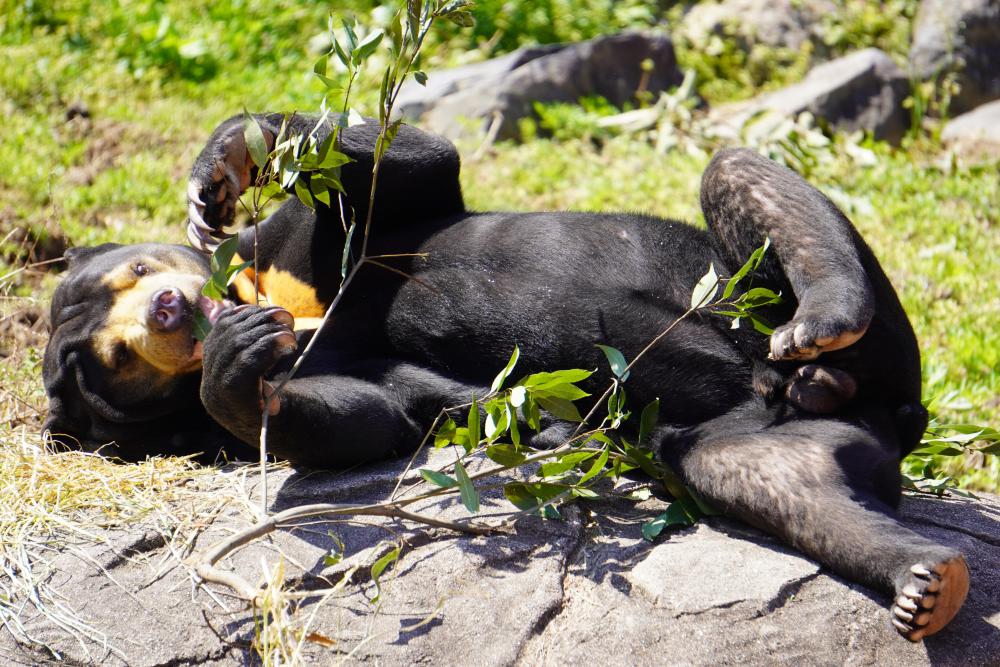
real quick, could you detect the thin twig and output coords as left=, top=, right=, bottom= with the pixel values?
left=193, top=501, right=492, bottom=601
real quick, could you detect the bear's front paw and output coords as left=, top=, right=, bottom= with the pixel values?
left=200, top=305, right=296, bottom=415
left=187, top=118, right=274, bottom=252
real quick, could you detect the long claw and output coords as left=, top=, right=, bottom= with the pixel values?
left=187, top=180, right=205, bottom=207
left=892, top=618, right=913, bottom=635
left=911, top=564, right=932, bottom=578
left=187, top=222, right=215, bottom=254
left=188, top=202, right=213, bottom=232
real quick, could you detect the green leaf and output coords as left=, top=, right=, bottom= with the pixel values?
left=584, top=431, right=615, bottom=447
left=369, top=546, right=400, bottom=604
left=375, top=119, right=402, bottom=163
left=540, top=452, right=595, bottom=479
left=294, top=177, right=315, bottom=210
left=596, top=344, right=630, bottom=382
left=503, top=483, right=537, bottom=511
left=341, top=220, right=357, bottom=281
left=504, top=482, right=566, bottom=513
left=642, top=500, right=699, bottom=541
left=225, top=260, right=253, bottom=285
left=419, top=468, right=459, bottom=488
left=509, top=406, right=521, bottom=446
left=322, top=531, right=345, bottom=566
left=467, top=397, right=481, bottom=450
left=413, top=70, right=428, bottom=86
left=748, top=314, right=775, bottom=335
left=341, top=19, right=359, bottom=52
left=209, top=235, right=240, bottom=277
left=446, top=9, right=474, bottom=26
left=407, top=0, right=423, bottom=40
left=621, top=439, right=662, bottom=480
left=352, top=29, right=384, bottom=66
left=192, top=311, right=212, bottom=341
left=318, top=149, right=350, bottom=171
left=491, top=346, right=520, bottom=393
left=243, top=111, right=268, bottom=170
left=982, top=441, right=1000, bottom=455
left=486, top=444, right=526, bottom=467
left=691, top=262, right=719, bottom=309
left=377, top=66, right=391, bottom=125
left=313, top=53, right=328, bottom=77
left=435, top=0, right=474, bottom=16
left=484, top=402, right=509, bottom=442
left=536, top=396, right=583, bottom=422
left=332, top=37, right=351, bottom=69
left=434, top=417, right=457, bottom=448
left=722, top=238, right=770, bottom=300
left=454, top=461, right=479, bottom=514
left=522, top=394, right=541, bottom=431
left=259, top=181, right=284, bottom=201
left=638, top=398, right=660, bottom=447
left=310, top=176, right=331, bottom=207
left=531, top=383, right=590, bottom=401
left=579, top=447, right=609, bottom=485
left=509, top=385, right=527, bottom=408
left=521, top=369, right=593, bottom=388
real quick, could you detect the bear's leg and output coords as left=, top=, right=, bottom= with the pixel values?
left=660, top=409, right=968, bottom=641
left=700, top=148, right=882, bottom=362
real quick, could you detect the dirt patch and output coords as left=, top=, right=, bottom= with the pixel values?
left=1, top=207, right=68, bottom=266
left=61, top=115, right=162, bottom=187
left=0, top=301, right=49, bottom=358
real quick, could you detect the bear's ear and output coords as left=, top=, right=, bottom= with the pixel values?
left=63, top=243, right=122, bottom=267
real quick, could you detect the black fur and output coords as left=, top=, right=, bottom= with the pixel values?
left=46, top=116, right=964, bottom=636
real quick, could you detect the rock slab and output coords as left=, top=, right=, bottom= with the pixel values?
left=1, top=449, right=998, bottom=666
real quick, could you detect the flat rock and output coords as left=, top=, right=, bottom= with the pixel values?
left=1, top=448, right=998, bottom=665
left=909, top=0, right=1000, bottom=114
left=712, top=48, right=911, bottom=144
left=396, top=32, right=684, bottom=141
left=941, top=99, right=1000, bottom=161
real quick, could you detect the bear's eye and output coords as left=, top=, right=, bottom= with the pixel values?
left=112, top=342, right=131, bottom=369
left=133, top=263, right=149, bottom=276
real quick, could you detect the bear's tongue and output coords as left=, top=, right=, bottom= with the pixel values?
left=197, top=295, right=234, bottom=325
left=190, top=296, right=235, bottom=361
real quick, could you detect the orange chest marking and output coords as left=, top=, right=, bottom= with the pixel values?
left=230, top=254, right=326, bottom=320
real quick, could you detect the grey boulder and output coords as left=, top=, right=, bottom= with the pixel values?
left=941, top=99, right=1000, bottom=161
left=713, top=48, right=911, bottom=144
left=909, top=0, right=1000, bottom=114
left=679, top=0, right=835, bottom=52
left=396, top=32, right=684, bottom=141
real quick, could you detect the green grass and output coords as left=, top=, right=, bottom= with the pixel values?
left=1, top=0, right=997, bottom=491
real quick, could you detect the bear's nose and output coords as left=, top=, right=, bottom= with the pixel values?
left=148, top=288, right=186, bottom=332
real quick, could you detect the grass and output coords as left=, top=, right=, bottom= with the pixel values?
left=0, top=0, right=998, bottom=660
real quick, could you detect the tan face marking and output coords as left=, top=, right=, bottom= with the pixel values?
left=92, top=255, right=208, bottom=382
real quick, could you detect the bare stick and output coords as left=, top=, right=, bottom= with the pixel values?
left=193, top=500, right=492, bottom=601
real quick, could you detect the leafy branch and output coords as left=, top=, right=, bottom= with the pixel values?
left=191, top=239, right=780, bottom=602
